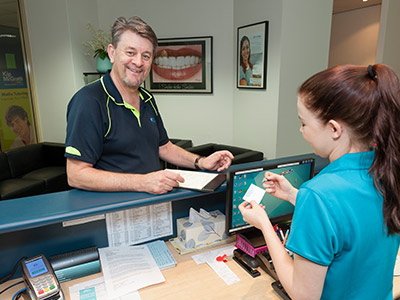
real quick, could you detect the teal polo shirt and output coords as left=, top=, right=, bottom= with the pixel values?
left=286, top=152, right=400, bottom=299
left=65, top=71, right=169, bottom=174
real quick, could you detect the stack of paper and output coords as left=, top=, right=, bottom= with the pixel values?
left=98, top=245, right=165, bottom=299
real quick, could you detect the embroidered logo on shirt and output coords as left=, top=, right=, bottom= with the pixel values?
left=150, top=117, right=156, bottom=123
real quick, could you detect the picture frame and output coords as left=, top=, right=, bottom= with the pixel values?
left=237, top=21, right=268, bottom=89
left=145, top=36, right=213, bottom=93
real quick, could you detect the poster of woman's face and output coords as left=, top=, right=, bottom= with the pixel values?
left=237, top=21, right=268, bottom=89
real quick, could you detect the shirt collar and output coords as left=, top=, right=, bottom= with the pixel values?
left=102, top=70, right=153, bottom=105
left=318, top=151, right=374, bottom=176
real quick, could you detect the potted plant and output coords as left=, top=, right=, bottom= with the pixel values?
left=83, top=23, right=112, bottom=73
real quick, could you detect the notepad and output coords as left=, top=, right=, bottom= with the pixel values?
left=146, top=240, right=177, bottom=270
left=166, top=169, right=226, bottom=192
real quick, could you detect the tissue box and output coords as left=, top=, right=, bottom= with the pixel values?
left=177, top=210, right=227, bottom=249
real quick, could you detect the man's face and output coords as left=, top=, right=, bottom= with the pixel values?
left=108, top=30, right=154, bottom=89
left=9, top=115, right=29, bottom=138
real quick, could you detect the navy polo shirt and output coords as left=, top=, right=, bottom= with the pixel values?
left=65, top=71, right=169, bottom=174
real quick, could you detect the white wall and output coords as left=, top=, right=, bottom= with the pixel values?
left=377, top=0, right=400, bottom=76
left=276, top=0, right=332, bottom=158
left=233, top=0, right=333, bottom=159
left=23, top=0, right=99, bottom=143
left=329, top=5, right=381, bottom=67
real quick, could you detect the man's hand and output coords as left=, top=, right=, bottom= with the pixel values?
left=141, top=169, right=184, bottom=194
left=199, top=150, right=234, bottom=172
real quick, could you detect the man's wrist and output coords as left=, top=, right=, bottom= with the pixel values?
left=194, top=156, right=204, bottom=170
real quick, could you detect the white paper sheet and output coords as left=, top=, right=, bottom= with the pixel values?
left=106, top=202, right=173, bottom=247
left=243, top=183, right=265, bottom=204
left=69, top=277, right=141, bottom=300
left=166, top=169, right=219, bottom=190
left=191, top=245, right=239, bottom=285
left=98, top=245, right=165, bottom=299
left=191, top=245, right=236, bottom=264
left=207, top=260, right=240, bottom=285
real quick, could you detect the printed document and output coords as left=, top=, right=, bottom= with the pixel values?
left=106, top=202, right=173, bottom=247
left=98, top=245, right=165, bottom=299
left=69, top=276, right=141, bottom=300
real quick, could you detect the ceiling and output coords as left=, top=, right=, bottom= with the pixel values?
left=333, top=0, right=382, bottom=13
left=0, top=0, right=383, bottom=28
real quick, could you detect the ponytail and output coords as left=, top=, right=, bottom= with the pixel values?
left=369, top=64, right=400, bottom=234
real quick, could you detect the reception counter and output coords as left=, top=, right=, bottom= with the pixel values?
left=0, top=153, right=329, bottom=278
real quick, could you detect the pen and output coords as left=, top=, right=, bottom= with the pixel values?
left=262, top=169, right=294, bottom=183
left=283, top=229, right=289, bottom=246
left=279, top=229, right=285, bottom=242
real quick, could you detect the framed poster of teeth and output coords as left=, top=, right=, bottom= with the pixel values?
left=145, top=36, right=213, bottom=93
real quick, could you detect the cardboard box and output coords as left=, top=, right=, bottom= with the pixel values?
left=177, top=210, right=227, bottom=249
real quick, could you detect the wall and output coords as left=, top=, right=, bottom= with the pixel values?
left=23, top=0, right=333, bottom=159
left=329, top=5, right=381, bottom=67
left=377, top=0, right=400, bottom=76
left=233, top=0, right=333, bottom=159
left=276, top=0, right=332, bottom=158
left=23, top=0, right=98, bottom=143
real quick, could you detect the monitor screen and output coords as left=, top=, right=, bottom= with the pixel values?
left=225, top=158, right=315, bottom=235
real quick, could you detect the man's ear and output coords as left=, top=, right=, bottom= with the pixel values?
left=328, top=119, right=343, bottom=139
left=107, top=44, right=115, bottom=63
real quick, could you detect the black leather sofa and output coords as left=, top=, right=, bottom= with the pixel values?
left=161, top=138, right=193, bottom=169
left=165, top=142, right=264, bottom=170
left=0, top=142, right=70, bottom=200
left=185, top=143, right=264, bottom=165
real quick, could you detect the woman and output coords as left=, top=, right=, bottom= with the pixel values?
left=239, top=64, right=400, bottom=299
left=239, top=35, right=253, bottom=86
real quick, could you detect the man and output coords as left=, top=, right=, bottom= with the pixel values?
left=65, top=16, right=233, bottom=194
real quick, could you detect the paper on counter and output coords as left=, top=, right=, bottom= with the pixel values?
left=207, top=260, right=240, bottom=285
left=69, top=276, right=141, bottom=300
left=98, top=245, right=165, bottom=299
left=243, top=184, right=265, bottom=204
left=191, top=245, right=239, bottom=285
left=191, top=245, right=235, bottom=264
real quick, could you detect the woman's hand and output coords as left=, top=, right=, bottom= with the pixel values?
left=238, top=200, right=270, bottom=230
left=263, top=172, right=298, bottom=206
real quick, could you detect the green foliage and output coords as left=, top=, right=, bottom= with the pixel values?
left=83, top=23, right=111, bottom=59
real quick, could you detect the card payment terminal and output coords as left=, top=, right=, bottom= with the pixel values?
left=21, top=254, right=64, bottom=300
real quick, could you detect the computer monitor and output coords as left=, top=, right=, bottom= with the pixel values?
left=225, top=158, right=315, bottom=235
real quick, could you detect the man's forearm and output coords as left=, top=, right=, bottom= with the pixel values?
left=67, top=166, right=144, bottom=192
left=159, top=142, right=200, bottom=170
